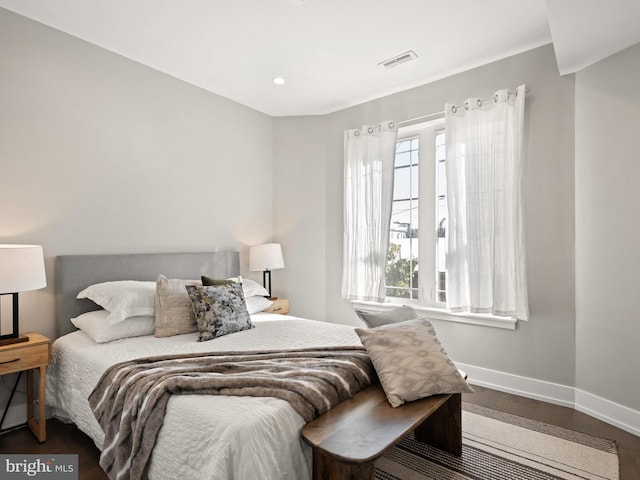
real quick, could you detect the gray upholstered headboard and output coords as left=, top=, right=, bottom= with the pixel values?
left=54, top=251, right=240, bottom=337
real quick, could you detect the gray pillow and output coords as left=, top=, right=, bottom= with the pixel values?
left=201, top=275, right=241, bottom=286
left=355, top=305, right=418, bottom=328
left=185, top=284, right=253, bottom=342
left=356, top=317, right=473, bottom=407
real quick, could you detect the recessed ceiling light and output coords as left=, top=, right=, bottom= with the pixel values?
left=272, top=77, right=286, bottom=85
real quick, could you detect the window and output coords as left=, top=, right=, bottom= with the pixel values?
left=385, top=120, right=446, bottom=305
left=387, top=137, right=419, bottom=299
left=435, top=130, right=447, bottom=303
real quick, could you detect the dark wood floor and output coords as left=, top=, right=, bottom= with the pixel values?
left=1, top=386, right=638, bottom=479
left=466, top=386, right=640, bottom=479
left=0, top=418, right=108, bottom=479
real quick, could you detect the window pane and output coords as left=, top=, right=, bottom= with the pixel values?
left=436, top=133, right=446, bottom=154
left=395, top=151, right=411, bottom=167
left=396, top=140, right=412, bottom=154
left=387, top=137, right=419, bottom=300
left=388, top=129, right=447, bottom=303
left=393, top=167, right=419, bottom=201
left=435, top=131, right=446, bottom=303
left=437, top=161, right=446, bottom=197
left=390, top=200, right=414, bottom=231
left=386, top=240, right=418, bottom=299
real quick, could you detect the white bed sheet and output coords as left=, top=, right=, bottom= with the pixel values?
left=46, top=314, right=362, bottom=480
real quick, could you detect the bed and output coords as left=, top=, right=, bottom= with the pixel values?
left=47, top=251, right=366, bottom=480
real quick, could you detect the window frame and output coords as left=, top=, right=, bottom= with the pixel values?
left=386, top=119, right=443, bottom=307
left=387, top=135, right=420, bottom=300
left=368, top=118, right=518, bottom=330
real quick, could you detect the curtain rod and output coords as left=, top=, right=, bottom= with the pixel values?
left=397, top=111, right=444, bottom=128
left=397, top=87, right=530, bottom=128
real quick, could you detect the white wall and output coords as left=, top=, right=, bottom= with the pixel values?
left=275, top=45, right=577, bottom=387
left=0, top=8, right=275, bottom=340
left=273, top=116, right=327, bottom=316
left=575, top=42, right=640, bottom=411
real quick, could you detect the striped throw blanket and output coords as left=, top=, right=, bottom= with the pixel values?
left=89, top=346, right=373, bottom=480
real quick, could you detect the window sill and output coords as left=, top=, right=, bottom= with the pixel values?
left=351, top=299, right=518, bottom=330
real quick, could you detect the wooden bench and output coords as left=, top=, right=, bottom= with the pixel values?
left=301, top=383, right=462, bottom=480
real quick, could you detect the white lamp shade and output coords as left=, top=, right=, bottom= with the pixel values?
left=249, top=243, right=285, bottom=271
left=0, top=245, right=47, bottom=293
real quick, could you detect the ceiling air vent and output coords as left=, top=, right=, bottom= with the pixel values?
left=379, top=50, right=418, bottom=69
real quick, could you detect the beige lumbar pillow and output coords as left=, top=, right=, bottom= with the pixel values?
left=356, top=317, right=473, bottom=407
left=154, top=275, right=202, bottom=337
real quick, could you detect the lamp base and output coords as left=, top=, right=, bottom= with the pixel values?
left=0, top=335, right=29, bottom=347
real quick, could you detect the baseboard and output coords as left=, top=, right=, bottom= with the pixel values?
left=457, top=362, right=640, bottom=437
left=575, top=389, right=640, bottom=437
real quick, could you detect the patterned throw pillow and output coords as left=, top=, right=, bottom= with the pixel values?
left=186, top=284, right=254, bottom=342
left=355, top=317, right=473, bottom=407
left=354, top=305, right=418, bottom=328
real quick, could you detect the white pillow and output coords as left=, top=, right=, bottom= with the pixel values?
left=71, top=310, right=155, bottom=343
left=242, top=278, right=269, bottom=298
left=76, top=280, right=156, bottom=324
left=245, top=296, right=273, bottom=314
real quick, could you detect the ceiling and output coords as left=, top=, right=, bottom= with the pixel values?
left=1, top=0, right=639, bottom=117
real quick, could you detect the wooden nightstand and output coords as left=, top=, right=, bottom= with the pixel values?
left=264, top=298, right=290, bottom=315
left=0, top=332, right=51, bottom=442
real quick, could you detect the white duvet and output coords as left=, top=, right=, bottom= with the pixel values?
left=46, top=314, right=362, bottom=480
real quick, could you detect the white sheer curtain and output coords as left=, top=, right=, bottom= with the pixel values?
left=342, top=121, right=398, bottom=301
left=445, top=84, right=528, bottom=320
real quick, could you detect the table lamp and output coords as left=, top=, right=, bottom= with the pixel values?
left=249, top=243, right=284, bottom=299
left=0, top=245, right=47, bottom=346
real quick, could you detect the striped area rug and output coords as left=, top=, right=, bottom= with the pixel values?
left=376, top=403, right=619, bottom=480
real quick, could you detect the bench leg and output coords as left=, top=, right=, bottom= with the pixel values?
left=312, top=450, right=375, bottom=480
left=414, top=393, right=462, bottom=456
